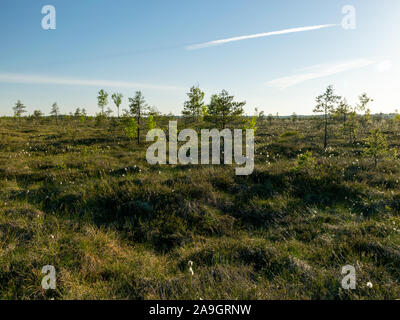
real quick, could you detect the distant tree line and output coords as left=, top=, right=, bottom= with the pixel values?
left=8, top=84, right=400, bottom=166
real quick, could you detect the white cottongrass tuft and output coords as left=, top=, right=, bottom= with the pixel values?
left=188, top=260, right=194, bottom=276
left=367, top=282, right=373, bottom=288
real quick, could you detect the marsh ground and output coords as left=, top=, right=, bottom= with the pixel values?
left=1, top=115, right=400, bottom=299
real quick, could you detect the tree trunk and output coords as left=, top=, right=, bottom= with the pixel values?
left=137, top=109, right=141, bottom=144
left=324, top=112, right=328, bottom=149
left=349, top=128, right=352, bottom=144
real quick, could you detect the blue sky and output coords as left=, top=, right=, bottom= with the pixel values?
left=0, top=0, right=399, bottom=116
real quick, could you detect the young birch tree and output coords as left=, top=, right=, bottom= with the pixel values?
left=112, top=93, right=123, bottom=118
left=97, top=89, right=109, bottom=116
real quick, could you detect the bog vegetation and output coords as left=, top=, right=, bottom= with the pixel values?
left=1, top=85, right=400, bottom=299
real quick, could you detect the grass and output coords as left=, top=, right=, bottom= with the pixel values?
left=1, top=115, right=400, bottom=299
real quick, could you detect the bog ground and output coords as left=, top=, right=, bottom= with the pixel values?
left=1, top=115, right=400, bottom=299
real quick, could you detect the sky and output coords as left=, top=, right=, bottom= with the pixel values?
left=0, top=0, right=399, bottom=116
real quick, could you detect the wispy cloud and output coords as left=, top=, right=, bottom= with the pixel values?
left=265, top=59, right=376, bottom=89
left=186, top=24, right=338, bottom=50
left=0, top=73, right=182, bottom=91
left=375, top=60, right=393, bottom=73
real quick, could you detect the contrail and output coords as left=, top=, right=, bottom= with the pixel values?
left=186, top=24, right=339, bottom=50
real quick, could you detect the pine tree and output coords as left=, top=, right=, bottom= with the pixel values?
left=357, top=93, right=373, bottom=132
left=267, top=114, right=273, bottom=126
left=50, top=102, right=60, bottom=124
left=336, top=98, right=350, bottom=126
left=125, top=118, right=138, bottom=141
left=182, top=86, right=205, bottom=122
left=74, top=108, right=81, bottom=117
left=129, top=91, right=148, bottom=144
left=13, top=100, right=27, bottom=118
left=105, top=107, right=114, bottom=117
left=207, top=90, right=245, bottom=129
left=363, top=129, right=390, bottom=167
left=313, top=85, right=341, bottom=149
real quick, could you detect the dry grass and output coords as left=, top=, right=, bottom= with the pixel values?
left=0, top=115, right=400, bottom=299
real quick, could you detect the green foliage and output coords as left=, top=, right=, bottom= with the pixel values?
left=13, top=100, right=27, bottom=118
left=294, top=151, right=318, bottom=173
left=281, top=130, right=298, bottom=138
left=335, top=98, right=350, bottom=125
left=393, top=110, right=400, bottom=133
left=363, top=129, right=391, bottom=167
left=95, top=113, right=105, bottom=126
left=201, top=105, right=209, bottom=117
left=105, top=107, right=114, bottom=117
left=267, top=113, right=273, bottom=126
left=125, top=117, right=138, bottom=140
left=108, top=117, right=119, bottom=142
left=111, top=93, right=123, bottom=118
left=207, top=89, right=245, bottom=129
left=129, top=91, right=148, bottom=144
left=97, top=89, right=109, bottom=115
left=147, top=114, right=156, bottom=131
left=32, top=110, right=43, bottom=118
left=182, top=86, right=206, bottom=121
left=258, top=110, right=265, bottom=121
left=357, top=93, right=373, bottom=112
left=2, top=109, right=400, bottom=300
left=313, top=85, right=341, bottom=149
left=129, top=91, right=148, bottom=118
left=244, top=109, right=258, bottom=132
left=358, top=94, right=373, bottom=131
left=74, top=108, right=81, bottom=117
left=346, top=111, right=359, bottom=144
left=244, top=116, right=257, bottom=131
left=50, top=102, right=59, bottom=119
